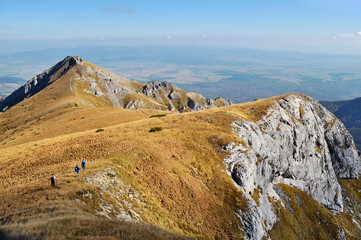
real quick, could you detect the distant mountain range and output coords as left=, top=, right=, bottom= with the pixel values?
left=321, top=97, right=361, bottom=150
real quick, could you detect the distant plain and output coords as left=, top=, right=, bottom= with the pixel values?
left=0, top=46, right=361, bottom=103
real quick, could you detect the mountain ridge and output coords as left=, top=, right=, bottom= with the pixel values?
left=0, top=92, right=360, bottom=239
left=0, top=56, right=360, bottom=239
left=0, top=56, right=231, bottom=113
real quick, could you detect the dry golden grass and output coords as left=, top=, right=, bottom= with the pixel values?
left=0, top=105, right=250, bottom=239
left=269, top=182, right=361, bottom=240
left=0, top=92, right=359, bottom=239
left=0, top=103, right=167, bottom=148
left=0, top=182, right=192, bottom=240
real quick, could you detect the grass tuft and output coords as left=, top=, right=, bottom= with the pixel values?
left=149, top=127, right=163, bottom=132
left=150, top=114, right=167, bottom=118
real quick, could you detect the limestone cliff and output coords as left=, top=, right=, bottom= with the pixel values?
left=224, top=94, right=361, bottom=239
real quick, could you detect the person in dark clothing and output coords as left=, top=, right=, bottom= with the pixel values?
left=75, top=165, right=80, bottom=174
left=81, top=160, right=86, bottom=171
left=49, top=175, right=57, bottom=188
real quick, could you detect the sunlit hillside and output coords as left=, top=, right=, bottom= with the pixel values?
left=0, top=91, right=360, bottom=239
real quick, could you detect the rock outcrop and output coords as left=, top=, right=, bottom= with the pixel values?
left=142, top=81, right=231, bottom=112
left=224, top=94, right=361, bottom=239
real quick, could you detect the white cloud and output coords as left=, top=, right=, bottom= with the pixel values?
left=358, top=32, right=361, bottom=36
left=339, top=33, right=356, bottom=38
left=96, top=37, right=105, bottom=41
left=201, top=33, right=207, bottom=38
left=99, top=5, right=120, bottom=13
left=166, top=35, right=173, bottom=40
left=332, top=36, right=337, bottom=40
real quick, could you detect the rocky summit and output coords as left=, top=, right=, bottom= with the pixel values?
left=0, top=56, right=231, bottom=113
left=0, top=58, right=360, bottom=240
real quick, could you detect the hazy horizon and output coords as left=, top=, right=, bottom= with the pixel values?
left=0, top=45, right=360, bottom=103
left=2, top=0, right=361, bottom=55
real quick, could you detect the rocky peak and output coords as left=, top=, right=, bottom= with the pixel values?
left=0, top=56, right=84, bottom=112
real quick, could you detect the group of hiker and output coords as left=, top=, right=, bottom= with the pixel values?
left=48, top=160, right=87, bottom=188
left=75, top=160, right=86, bottom=174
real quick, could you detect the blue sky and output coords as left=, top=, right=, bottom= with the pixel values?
left=1, top=0, right=361, bottom=54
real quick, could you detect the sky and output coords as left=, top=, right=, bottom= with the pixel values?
left=1, top=0, right=361, bottom=54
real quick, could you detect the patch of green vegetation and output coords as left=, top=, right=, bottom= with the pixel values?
left=95, top=129, right=104, bottom=133
left=149, top=127, right=162, bottom=132
left=150, top=114, right=167, bottom=118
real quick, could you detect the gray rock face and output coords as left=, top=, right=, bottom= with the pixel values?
left=142, top=81, right=174, bottom=97
left=0, top=56, right=80, bottom=112
left=141, top=81, right=231, bottom=112
left=205, top=99, right=216, bottom=108
left=223, top=94, right=361, bottom=240
left=187, top=98, right=203, bottom=111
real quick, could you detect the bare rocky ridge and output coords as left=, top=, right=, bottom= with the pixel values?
left=0, top=56, right=231, bottom=112
left=224, top=94, right=361, bottom=239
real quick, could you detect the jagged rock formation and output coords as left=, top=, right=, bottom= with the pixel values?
left=224, top=94, right=361, bottom=239
left=0, top=56, right=231, bottom=112
left=142, top=81, right=231, bottom=111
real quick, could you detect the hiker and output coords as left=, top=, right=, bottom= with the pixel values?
left=49, top=175, right=57, bottom=188
left=81, top=160, right=86, bottom=171
left=75, top=165, right=80, bottom=174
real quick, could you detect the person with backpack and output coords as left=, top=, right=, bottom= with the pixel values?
left=49, top=175, right=57, bottom=188
left=81, top=160, right=86, bottom=171
left=75, top=165, right=80, bottom=174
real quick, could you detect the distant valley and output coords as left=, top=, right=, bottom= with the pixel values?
left=1, top=46, right=361, bottom=103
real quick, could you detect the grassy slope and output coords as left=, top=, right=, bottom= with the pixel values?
left=0, top=93, right=360, bottom=239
